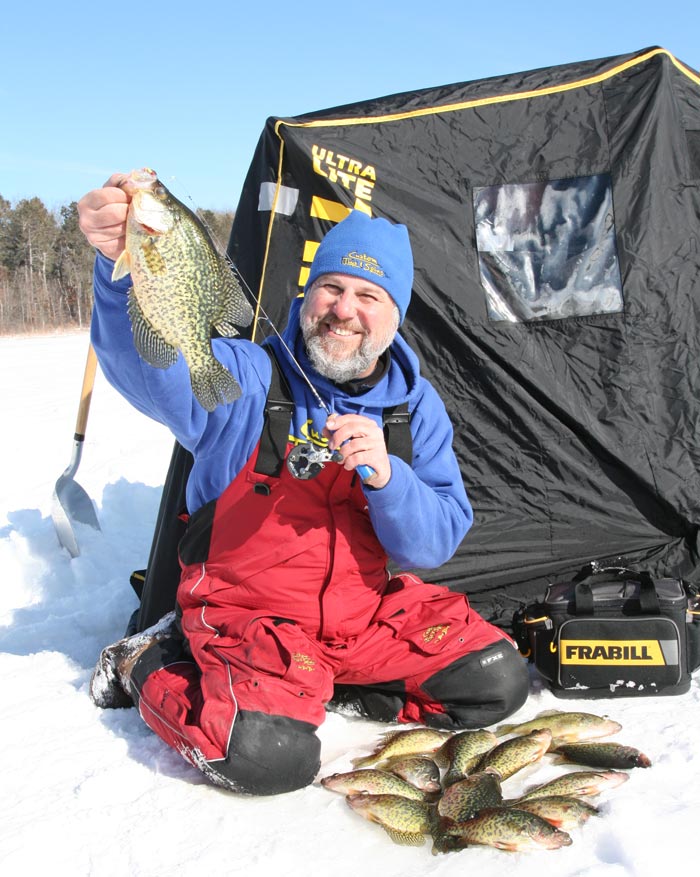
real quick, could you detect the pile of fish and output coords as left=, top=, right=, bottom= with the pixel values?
left=320, top=709, right=651, bottom=853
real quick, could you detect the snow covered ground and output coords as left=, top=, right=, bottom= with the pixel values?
left=1, top=330, right=698, bottom=876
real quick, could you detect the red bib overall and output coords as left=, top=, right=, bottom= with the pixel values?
left=135, top=442, right=513, bottom=764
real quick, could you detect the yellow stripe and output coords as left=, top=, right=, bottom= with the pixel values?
left=251, top=142, right=288, bottom=342
left=302, top=240, right=319, bottom=262
left=275, top=48, right=698, bottom=133
left=310, top=197, right=351, bottom=222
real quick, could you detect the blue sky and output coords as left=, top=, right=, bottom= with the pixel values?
left=2, top=0, right=698, bottom=212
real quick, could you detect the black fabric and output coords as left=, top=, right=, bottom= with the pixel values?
left=211, top=709, right=321, bottom=795
left=137, top=48, right=700, bottom=635
left=177, top=498, right=217, bottom=567
left=382, top=404, right=412, bottom=465
left=328, top=681, right=406, bottom=723
left=135, top=441, right=191, bottom=631
left=225, top=47, right=700, bottom=628
left=421, top=641, right=530, bottom=729
left=687, top=130, right=700, bottom=179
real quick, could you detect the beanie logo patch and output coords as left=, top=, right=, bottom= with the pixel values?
left=341, top=250, right=386, bottom=279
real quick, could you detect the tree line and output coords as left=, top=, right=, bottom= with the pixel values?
left=0, top=194, right=235, bottom=335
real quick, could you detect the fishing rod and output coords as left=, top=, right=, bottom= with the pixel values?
left=188, top=192, right=376, bottom=483
left=227, top=254, right=377, bottom=484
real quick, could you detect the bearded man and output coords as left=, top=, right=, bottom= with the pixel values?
left=77, top=188, right=529, bottom=795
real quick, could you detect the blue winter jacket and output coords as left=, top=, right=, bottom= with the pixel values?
left=90, top=254, right=473, bottom=570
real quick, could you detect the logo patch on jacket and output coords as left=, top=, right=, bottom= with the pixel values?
left=293, top=652, right=317, bottom=672
left=422, top=625, right=449, bottom=644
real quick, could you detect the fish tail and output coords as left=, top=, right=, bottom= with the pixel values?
left=190, top=359, right=242, bottom=412
left=350, top=755, right=377, bottom=768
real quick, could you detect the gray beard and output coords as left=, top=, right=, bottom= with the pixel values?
left=304, top=334, right=380, bottom=382
left=300, top=303, right=399, bottom=383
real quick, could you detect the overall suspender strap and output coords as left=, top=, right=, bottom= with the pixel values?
left=382, top=403, right=412, bottom=465
left=253, top=344, right=413, bottom=478
left=253, top=345, right=295, bottom=478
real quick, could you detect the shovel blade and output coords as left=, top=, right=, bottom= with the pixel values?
left=52, top=345, right=101, bottom=558
left=52, top=438, right=101, bottom=557
left=51, top=477, right=100, bottom=558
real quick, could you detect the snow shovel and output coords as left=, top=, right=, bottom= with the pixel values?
left=51, top=343, right=101, bottom=557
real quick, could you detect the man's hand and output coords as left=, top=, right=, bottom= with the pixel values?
left=77, top=172, right=131, bottom=261
left=324, top=413, right=391, bottom=488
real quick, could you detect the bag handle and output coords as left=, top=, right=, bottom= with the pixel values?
left=572, top=566, right=661, bottom=615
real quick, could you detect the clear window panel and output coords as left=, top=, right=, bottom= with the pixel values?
left=474, top=174, right=624, bottom=323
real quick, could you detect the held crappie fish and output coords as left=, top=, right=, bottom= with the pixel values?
left=112, top=168, right=254, bottom=412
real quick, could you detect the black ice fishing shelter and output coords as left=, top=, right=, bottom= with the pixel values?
left=137, top=46, right=700, bottom=632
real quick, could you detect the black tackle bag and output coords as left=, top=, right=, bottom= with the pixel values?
left=513, top=564, right=700, bottom=698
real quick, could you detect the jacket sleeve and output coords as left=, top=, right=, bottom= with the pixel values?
left=89, top=253, right=267, bottom=455
left=363, top=383, right=473, bottom=570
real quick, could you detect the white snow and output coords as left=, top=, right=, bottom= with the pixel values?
left=1, top=330, right=698, bottom=876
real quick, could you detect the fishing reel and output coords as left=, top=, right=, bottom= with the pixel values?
left=286, top=442, right=343, bottom=480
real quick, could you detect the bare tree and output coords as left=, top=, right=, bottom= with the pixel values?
left=0, top=194, right=236, bottom=335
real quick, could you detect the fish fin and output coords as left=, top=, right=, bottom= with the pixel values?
left=431, top=740, right=453, bottom=770
left=549, top=753, right=571, bottom=765
left=377, top=730, right=405, bottom=744
left=495, top=711, right=563, bottom=737
left=384, top=827, right=425, bottom=846
left=350, top=755, right=378, bottom=769
left=431, top=835, right=463, bottom=855
left=212, top=319, right=241, bottom=338
left=127, top=290, right=178, bottom=369
left=112, top=250, right=132, bottom=281
left=213, top=270, right=254, bottom=335
left=140, top=238, right=168, bottom=276
left=190, top=358, right=242, bottom=412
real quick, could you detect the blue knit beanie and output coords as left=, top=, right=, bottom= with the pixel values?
left=304, top=210, right=414, bottom=324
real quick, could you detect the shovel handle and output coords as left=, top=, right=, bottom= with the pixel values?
left=75, top=344, right=98, bottom=440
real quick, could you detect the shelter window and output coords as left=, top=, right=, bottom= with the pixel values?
left=473, top=174, right=624, bottom=322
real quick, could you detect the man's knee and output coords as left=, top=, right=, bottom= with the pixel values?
left=421, top=640, right=530, bottom=730
left=204, top=709, right=321, bottom=796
